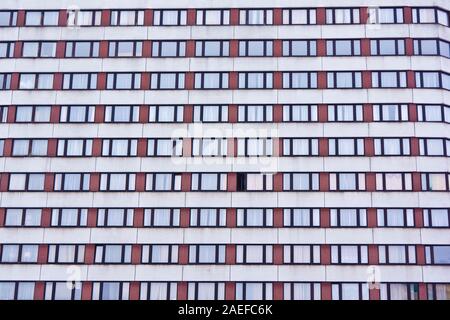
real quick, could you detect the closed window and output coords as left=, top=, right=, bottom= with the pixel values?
left=110, top=10, right=144, bottom=26
left=372, top=71, right=407, bottom=88
left=331, top=245, right=368, bottom=264
left=153, top=10, right=187, bottom=26
left=99, top=173, right=135, bottom=191
left=142, top=245, right=178, bottom=264
left=150, top=73, right=185, bottom=89
left=51, top=208, right=88, bottom=227
left=12, top=139, right=48, bottom=156
left=425, top=245, right=450, bottom=264
left=0, top=73, right=11, bottom=90
left=376, top=173, right=412, bottom=191
left=283, top=173, right=319, bottom=191
left=25, top=11, right=58, bottom=26
left=237, top=208, right=273, bottom=227
left=413, top=39, right=450, bottom=57
left=415, top=72, right=449, bottom=89
left=108, top=41, right=142, bottom=57
left=412, top=8, right=447, bottom=25
left=105, top=105, right=139, bottom=123
left=419, top=138, right=449, bottom=156
left=282, top=9, right=316, bottom=25
left=48, top=245, right=85, bottom=264
left=330, top=209, right=367, bottom=227
left=332, top=283, right=369, bottom=300
left=189, top=245, right=225, bottom=264
left=371, top=39, right=405, bottom=55
left=65, top=41, right=99, bottom=58
left=421, top=173, right=449, bottom=191
left=144, top=208, right=180, bottom=227
left=282, top=40, right=316, bottom=56
left=4, top=208, right=41, bottom=227
left=326, top=8, right=360, bottom=24
left=377, top=208, right=414, bottom=227
left=284, top=245, right=320, bottom=264
left=236, top=283, right=272, bottom=300
left=240, top=9, right=273, bottom=25
left=63, top=73, right=97, bottom=90
left=0, top=42, right=14, bottom=58
left=373, top=104, right=408, bottom=121
left=284, top=283, right=321, bottom=300
left=92, top=282, right=129, bottom=300
left=239, top=72, right=273, bottom=89
left=190, top=208, right=226, bottom=227
left=236, top=245, right=272, bottom=264
left=368, top=7, right=404, bottom=24
left=102, top=139, right=137, bottom=156
left=330, top=173, right=365, bottom=191
left=22, top=42, right=56, bottom=58
left=283, top=208, right=320, bottom=227
left=19, top=74, right=53, bottom=89
left=236, top=173, right=273, bottom=191
left=148, top=138, right=183, bottom=157
left=0, top=11, right=18, bottom=27
left=188, top=283, right=225, bottom=300
left=106, top=73, right=141, bottom=90
left=0, top=282, right=34, bottom=300
left=237, top=138, right=272, bottom=156
left=380, top=283, right=419, bottom=300
left=283, top=72, right=317, bottom=89
left=44, top=282, right=82, bottom=300
left=192, top=138, right=227, bottom=157
left=379, top=245, right=416, bottom=264
left=60, top=105, right=95, bottom=123
left=152, top=41, right=186, bottom=57
left=1, top=244, right=38, bottom=263
left=95, top=245, right=131, bottom=264
left=148, top=105, right=183, bottom=123
left=283, top=105, right=318, bottom=122
left=9, top=173, right=45, bottom=191
left=374, top=138, right=410, bottom=155
left=195, top=41, right=229, bottom=57
left=239, top=40, right=273, bottom=57
left=67, top=10, right=101, bottom=27
left=146, top=173, right=182, bottom=191
left=97, top=208, right=134, bottom=227
left=423, top=209, right=450, bottom=227
left=427, top=284, right=450, bottom=300
left=194, top=72, right=228, bottom=89
left=54, top=173, right=90, bottom=191
left=140, top=282, right=177, bottom=300
left=193, top=105, right=228, bottom=123
left=329, top=138, right=364, bottom=156
left=57, top=139, right=92, bottom=157
left=327, top=72, right=362, bottom=89
left=196, top=9, right=230, bottom=25
left=191, top=173, right=227, bottom=191
left=327, top=40, right=360, bottom=56
left=283, top=138, right=319, bottom=156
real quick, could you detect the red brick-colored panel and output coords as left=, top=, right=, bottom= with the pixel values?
left=81, top=282, right=93, bottom=300
left=273, top=282, right=283, bottom=300
left=91, top=139, right=102, bottom=157
left=229, top=72, right=238, bottom=90
left=408, top=103, right=417, bottom=122
left=230, top=9, right=240, bottom=25
left=185, top=72, right=194, bottom=90
left=418, top=283, right=427, bottom=300
left=183, top=105, right=193, bottom=123
left=2, top=139, right=12, bottom=157
left=416, top=245, right=425, bottom=265
left=89, top=173, right=100, bottom=192
left=97, top=72, right=106, bottom=90
left=361, top=39, right=371, bottom=56
left=228, top=104, right=238, bottom=123
left=273, top=40, right=282, bottom=57
left=367, top=208, right=377, bottom=227
left=33, top=282, right=45, bottom=300
left=55, top=41, right=65, bottom=58
left=316, top=8, right=326, bottom=25
left=139, top=105, right=149, bottom=123
left=180, top=208, right=190, bottom=227
left=319, top=138, right=328, bottom=156
left=178, top=245, right=189, bottom=265
left=317, top=39, right=326, bottom=57
left=229, top=40, right=239, bottom=57
left=53, top=73, right=63, bottom=90
left=133, top=208, right=144, bottom=227
left=414, top=208, right=423, bottom=228
left=273, top=173, right=283, bottom=192
left=363, top=103, right=373, bottom=122
left=369, top=288, right=380, bottom=300
left=226, top=244, right=236, bottom=264
left=7, top=106, right=15, bottom=123
left=137, top=138, right=147, bottom=157
left=227, top=138, right=235, bottom=157
left=365, top=138, right=374, bottom=156
left=273, top=245, right=283, bottom=265
left=44, top=173, right=54, bottom=192
left=227, top=173, right=237, bottom=192
left=273, top=104, right=283, bottom=122
left=368, top=245, right=379, bottom=264
left=10, top=73, right=19, bottom=90
left=135, top=173, right=146, bottom=192
left=320, top=245, right=331, bottom=265
left=17, top=11, right=26, bottom=27
left=187, top=9, right=196, bottom=25
left=129, top=282, right=140, bottom=300
left=273, top=72, right=283, bottom=89
left=84, top=245, right=96, bottom=264
left=182, top=138, right=192, bottom=157
left=407, top=70, right=416, bottom=88
left=226, top=208, right=236, bottom=228
left=47, top=138, right=57, bottom=157
left=362, top=71, right=372, bottom=88
left=412, top=172, right=421, bottom=191
left=317, top=71, right=327, bottom=89
left=37, top=244, right=48, bottom=264
left=0, top=208, right=5, bottom=227
left=273, top=9, right=283, bottom=25
left=410, top=138, right=419, bottom=156
left=366, top=173, right=376, bottom=192
left=360, top=7, right=368, bottom=24
left=144, top=9, right=153, bottom=26
left=87, top=208, right=97, bottom=227
left=58, top=10, right=68, bottom=27
left=50, top=105, right=60, bottom=123
left=94, top=105, right=105, bottom=123
left=101, top=10, right=111, bottom=26
left=142, top=40, right=152, bottom=58
left=225, top=282, right=235, bottom=300
left=0, top=173, right=9, bottom=192
left=131, top=245, right=142, bottom=264
left=181, top=173, right=191, bottom=192
left=404, top=7, right=412, bottom=24
left=405, top=38, right=414, bottom=56
left=41, top=208, right=52, bottom=227
left=272, top=138, right=281, bottom=157
left=321, top=283, right=332, bottom=300
left=177, top=282, right=188, bottom=300
left=319, top=172, right=329, bottom=191
left=318, top=104, right=328, bottom=122
left=273, top=208, right=283, bottom=227
left=186, top=40, right=196, bottom=57
left=320, top=208, right=330, bottom=228
left=99, top=41, right=109, bottom=58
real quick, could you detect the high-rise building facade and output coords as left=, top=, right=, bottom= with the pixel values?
left=0, top=0, right=449, bottom=301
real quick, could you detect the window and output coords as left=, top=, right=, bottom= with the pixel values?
left=60, top=106, right=95, bottom=123
left=330, top=173, right=365, bottom=191
left=240, top=9, right=273, bottom=25
left=282, top=40, right=317, bottom=56
left=22, top=42, right=57, bottom=58
left=149, top=105, right=183, bottom=123
left=427, top=284, right=450, bottom=300
left=105, top=105, right=139, bottom=123
left=195, top=72, right=228, bottom=89
left=239, top=72, right=273, bottom=89
left=282, top=9, right=316, bottom=25
left=99, top=173, right=136, bottom=191
left=330, top=209, right=367, bottom=227
left=421, top=173, right=449, bottom=191
left=283, top=173, right=319, bottom=191
left=413, top=39, right=450, bottom=57
left=380, top=283, right=419, bottom=300
left=12, top=139, right=48, bottom=156
left=412, top=8, right=448, bottom=25
left=283, top=138, right=319, bottom=156
left=239, top=40, right=273, bottom=57
left=54, top=173, right=90, bottom=191
left=419, top=138, right=449, bottom=156
left=144, top=208, right=180, bottom=227
left=236, top=283, right=272, bottom=300
left=0, top=73, right=11, bottom=90
left=372, top=71, right=407, bottom=88
left=190, top=208, right=226, bottom=227
left=0, top=11, right=18, bottom=27
left=0, top=282, right=34, bottom=300
left=44, top=282, right=82, bottom=300
left=150, top=73, right=185, bottom=89
left=188, top=283, right=225, bottom=300
left=327, top=72, right=362, bottom=89
left=415, top=72, right=450, bottom=90
left=236, top=173, right=273, bottom=191
left=0, top=244, right=38, bottom=263
left=110, top=10, right=144, bottom=26
left=9, top=173, right=45, bottom=191
left=371, top=39, right=405, bottom=55
left=146, top=173, right=182, bottom=191
left=376, top=173, right=412, bottom=191
left=423, top=209, right=450, bottom=227
left=142, top=245, right=178, bottom=264
left=25, top=11, right=59, bottom=26
left=236, top=245, right=272, bottom=264
left=140, top=282, right=177, bottom=300
left=379, top=245, right=416, bottom=264
left=196, top=9, right=230, bottom=25
left=92, top=282, right=129, bottom=300
left=377, top=209, right=414, bottom=227
left=193, top=105, right=228, bottom=123
left=189, top=245, right=225, bottom=264
left=106, top=73, right=141, bottom=90
left=284, top=283, right=321, bottom=300
left=329, top=138, right=364, bottom=156
left=4, top=208, right=41, bottom=227
left=326, top=8, right=360, bottom=24
left=331, top=245, right=368, bottom=264
left=283, top=105, right=318, bottom=122
left=284, top=245, right=320, bottom=264
left=63, top=73, right=97, bottom=90
left=368, top=7, right=404, bottom=24
left=108, top=41, right=142, bottom=57
left=14, top=106, right=49, bottom=123
left=192, top=138, right=227, bottom=157
left=65, top=41, right=100, bottom=58
left=283, top=208, right=320, bottom=227
left=238, top=105, right=272, bottom=122
left=332, top=283, right=369, bottom=300
left=374, top=138, right=411, bottom=155
left=152, top=41, right=186, bottom=57
left=327, top=40, right=360, bottom=56
left=95, top=245, right=132, bottom=264
left=373, top=104, right=409, bottom=121
left=57, top=139, right=93, bottom=157
left=67, top=10, right=101, bottom=27
left=102, top=139, right=137, bottom=156
left=19, top=74, right=53, bottom=89
left=195, top=41, right=229, bottom=57
left=283, top=72, right=317, bottom=89
left=237, top=208, right=273, bottom=227
left=237, top=138, right=273, bottom=156
left=0, top=42, right=14, bottom=58
left=153, top=10, right=187, bottom=26
left=97, top=209, right=134, bottom=227
left=51, top=208, right=88, bottom=227
left=425, top=245, right=450, bottom=264
left=191, top=173, right=227, bottom=191
left=48, top=245, right=85, bottom=263
left=148, top=138, right=183, bottom=157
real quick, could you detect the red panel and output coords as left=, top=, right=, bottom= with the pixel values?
left=177, top=282, right=188, bottom=300
left=363, top=103, right=373, bottom=122
left=229, top=40, right=239, bottom=57
left=273, top=245, right=283, bottom=265
left=2, top=139, right=12, bottom=157
left=416, top=245, right=425, bottom=265
left=181, top=173, right=191, bottom=192
left=226, top=208, right=236, bottom=228
left=89, top=173, right=100, bottom=192
left=317, top=71, right=327, bottom=89
left=225, top=282, right=235, bottom=300
left=227, top=138, right=235, bottom=157
left=273, top=9, right=282, bottom=25
left=410, top=138, right=419, bottom=156
left=230, top=9, right=240, bottom=25
left=183, top=104, right=193, bottom=123
left=321, top=283, right=332, bottom=300
left=7, top=106, right=16, bottom=122
left=178, top=245, right=189, bottom=265
left=0, top=173, right=9, bottom=192
left=273, top=173, right=283, bottom=192
left=229, top=72, right=238, bottom=90
left=319, top=138, right=328, bottom=156
left=47, top=138, right=57, bottom=156
left=318, top=104, right=328, bottom=122
left=144, top=9, right=153, bottom=26
left=40, top=207, right=51, bottom=227
left=50, top=105, right=60, bottom=123
left=180, top=208, right=190, bottom=227
left=94, top=105, right=105, bottom=123
left=135, top=173, right=146, bottom=192
left=227, top=173, right=237, bottom=192
left=91, top=139, right=102, bottom=157
left=412, top=172, right=421, bottom=191
left=405, top=38, right=414, bottom=56
left=84, top=244, right=96, bottom=264
left=187, top=9, right=196, bottom=25
left=186, top=40, right=196, bottom=57
left=369, top=288, right=380, bottom=300
left=273, top=104, right=283, bottom=122
left=101, top=10, right=111, bottom=26
left=361, top=39, right=371, bottom=56
left=133, top=208, right=144, bottom=227
left=87, top=209, right=97, bottom=227
left=37, top=244, right=48, bottom=264
left=408, top=103, right=417, bottom=122
left=362, top=71, right=372, bottom=88
left=404, top=7, right=412, bottom=24
left=33, top=282, right=45, bottom=300
left=139, top=105, right=149, bottom=123
left=10, top=73, right=19, bottom=90
left=407, top=70, right=416, bottom=88
left=273, top=282, right=283, bottom=300
left=81, top=282, right=93, bottom=300
left=366, top=173, right=376, bottom=192
left=228, top=104, right=238, bottom=123
left=272, top=138, right=280, bottom=157
left=418, top=283, right=427, bottom=300
left=129, top=282, right=140, bottom=300
left=14, top=41, right=22, bottom=58
left=185, top=72, right=194, bottom=90
left=182, top=138, right=192, bottom=157
left=320, top=245, right=331, bottom=264
left=137, top=138, right=147, bottom=157
left=368, top=245, right=379, bottom=264
left=367, top=208, right=377, bottom=227
left=142, top=41, right=152, bottom=58
left=58, top=10, right=68, bottom=27
left=364, top=138, right=374, bottom=156
left=97, top=72, right=106, bottom=90
left=273, top=40, right=282, bottom=57
left=320, top=208, right=330, bottom=228
left=273, top=208, right=283, bottom=227
left=317, top=39, right=326, bottom=56
left=316, top=8, right=326, bottom=25
left=360, top=7, right=368, bottom=24
left=53, top=73, right=63, bottom=90
left=44, top=173, right=54, bottom=192
left=16, top=10, right=25, bottom=27
left=99, top=40, right=109, bottom=58
left=0, top=208, right=5, bottom=227
left=131, top=245, right=142, bottom=264
left=273, top=72, right=283, bottom=89
left=225, top=244, right=236, bottom=264
left=319, top=172, right=329, bottom=191
left=414, top=208, right=423, bottom=228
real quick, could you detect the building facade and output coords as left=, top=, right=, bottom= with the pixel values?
left=0, top=0, right=449, bottom=300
